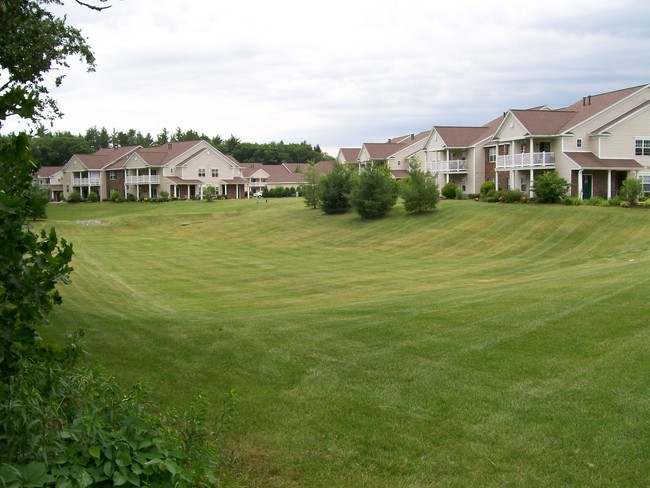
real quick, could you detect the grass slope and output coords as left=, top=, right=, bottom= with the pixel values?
left=40, top=199, right=650, bottom=487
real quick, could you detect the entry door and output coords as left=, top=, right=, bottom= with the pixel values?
left=583, top=174, right=593, bottom=199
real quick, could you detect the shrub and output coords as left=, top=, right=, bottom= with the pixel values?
left=160, top=190, right=170, bottom=201
left=467, top=193, right=480, bottom=200
left=109, top=190, right=121, bottom=202
left=351, top=163, right=398, bottom=219
left=608, top=196, right=622, bottom=207
left=0, top=337, right=237, bottom=487
left=318, top=162, right=353, bottom=215
left=479, top=181, right=495, bottom=198
left=562, top=196, right=583, bottom=205
left=502, top=189, right=523, bottom=203
left=532, top=171, right=570, bottom=203
left=86, top=191, right=98, bottom=202
left=66, top=190, right=82, bottom=203
left=618, top=178, right=643, bottom=205
left=400, top=158, right=439, bottom=213
left=126, top=194, right=137, bottom=202
left=645, top=198, right=650, bottom=208
left=441, top=182, right=460, bottom=199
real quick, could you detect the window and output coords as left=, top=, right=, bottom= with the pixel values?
left=488, top=147, right=496, bottom=162
left=198, top=168, right=205, bottom=177
left=635, top=138, right=650, bottom=156
left=520, top=176, right=527, bottom=192
left=109, top=171, right=116, bottom=180
left=576, top=138, right=582, bottom=148
left=212, top=168, right=219, bottom=177
left=642, top=175, right=650, bottom=192
left=539, top=142, right=551, bottom=153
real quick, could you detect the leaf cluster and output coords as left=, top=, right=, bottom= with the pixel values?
left=532, top=171, right=570, bottom=203
left=0, top=336, right=237, bottom=487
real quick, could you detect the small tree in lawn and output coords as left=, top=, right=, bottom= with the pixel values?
left=400, top=157, right=439, bottom=213
left=350, top=162, right=398, bottom=219
left=204, top=184, right=217, bottom=202
left=532, top=170, right=570, bottom=203
left=318, top=162, right=353, bottom=214
left=302, top=161, right=321, bottom=209
left=618, top=178, right=643, bottom=205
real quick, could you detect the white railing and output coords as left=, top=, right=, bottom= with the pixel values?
left=125, top=175, right=160, bottom=184
left=73, top=177, right=101, bottom=186
left=496, top=152, right=555, bottom=169
left=426, top=160, right=467, bottom=173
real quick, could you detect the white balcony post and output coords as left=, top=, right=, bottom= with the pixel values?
left=530, top=170, right=535, bottom=197
left=578, top=169, right=584, bottom=199
left=148, top=167, right=152, bottom=197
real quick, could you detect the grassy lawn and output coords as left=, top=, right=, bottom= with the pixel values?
left=39, top=198, right=650, bottom=487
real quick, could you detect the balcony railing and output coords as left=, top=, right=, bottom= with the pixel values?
left=426, top=159, right=467, bottom=174
left=125, top=175, right=160, bottom=184
left=73, top=177, right=101, bottom=186
left=496, top=152, right=555, bottom=169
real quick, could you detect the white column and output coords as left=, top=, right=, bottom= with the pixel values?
left=148, top=167, right=152, bottom=197
left=578, top=170, right=584, bottom=199
left=530, top=170, right=535, bottom=197
left=607, top=170, right=612, bottom=199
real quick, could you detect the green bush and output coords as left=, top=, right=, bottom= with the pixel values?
left=562, top=196, right=583, bottom=205
left=607, top=196, right=622, bottom=207
left=160, top=190, right=170, bottom=201
left=87, top=191, right=98, bottom=202
left=441, top=182, right=460, bottom=199
left=618, top=178, right=643, bottom=205
left=502, top=189, right=524, bottom=203
left=645, top=198, right=650, bottom=208
left=66, top=190, right=82, bottom=203
left=350, top=163, right=398, bottom=219
left=0, top=337, right=237, bottom=487
left=479, top=181, right=495, bottom=198
left=126, top=194, right=137, bottom=202
left=532, top=171, right=570, bottom=203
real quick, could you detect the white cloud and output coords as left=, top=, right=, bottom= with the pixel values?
left=3, top=0, right=650, bottom=157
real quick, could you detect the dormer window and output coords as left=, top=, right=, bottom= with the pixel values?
left=576, top=138, right=582, bottom=148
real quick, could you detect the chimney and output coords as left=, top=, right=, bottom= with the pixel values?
left=588, top=95, right=591, bottom=105
left=583, top=97, right=586, bottom=106
left=167, top=143, right=172, bottom=150
left=411, top=134, right=414, bottom=140
left=388, top=138, right=392, bottom=143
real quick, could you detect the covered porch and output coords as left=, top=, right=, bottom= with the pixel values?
left=168, top=177, right=201, bottom=200
left=565, top=152, right=644, bottom=199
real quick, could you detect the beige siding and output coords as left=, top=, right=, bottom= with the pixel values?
left=599, top=109, right=650, bottom=169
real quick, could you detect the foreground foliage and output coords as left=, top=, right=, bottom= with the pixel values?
left=0, top=336, right=237, bottom=487
left=532, top=170, right=570, bottom=203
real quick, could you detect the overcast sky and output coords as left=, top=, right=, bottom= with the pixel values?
left=5, top=0, right=650, bottom=156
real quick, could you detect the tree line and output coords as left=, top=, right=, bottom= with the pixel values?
left=2, top=126, right=333, bottom=167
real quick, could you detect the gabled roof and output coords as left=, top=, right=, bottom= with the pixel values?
left=589, top=99, right=650, bottom=136
left=128, top=141, right=208, bottom=168
left=73, top=145, right=140, bottom=170
left=37, top=166, right=63, bottom=178
left=564, top=152, right=644, bottom=169
left=558, top=84, right=648, bottom=133
left=432, top=126, right=490, bottom=148
left=361, top=143, right=406, bottom=160
left=509, top=110, right=577, bottom=136
left=339, top=148, right=360, bottom=162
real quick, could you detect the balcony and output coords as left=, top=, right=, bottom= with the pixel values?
left=125, top=175, right=160, bottom=184
left=496, top=152, right=555, bottom=169
left=426, top=159, right=467, bottom=174
left=73, top=177, right=101, bottom=186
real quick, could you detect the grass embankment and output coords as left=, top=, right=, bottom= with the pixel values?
left=41, top=199, right=650, bottom=487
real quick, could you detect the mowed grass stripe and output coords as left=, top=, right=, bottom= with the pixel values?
left=41, top=199, right=650, bottom=487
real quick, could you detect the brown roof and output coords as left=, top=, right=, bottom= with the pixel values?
left=221, top=177, right=247, bottom=184
left=590, top=99, right=650, bottom=135
left=339, top=148, right=360, bottom=162
left=131, top=141, right=207, bottom=167
left=75, top=146, right=140, bottom=170
left=167, top=176, right=202, bottom=185
left=564, top=152, right=644, bottom=169
left=433, top=126, right=491, bottom=147
left=391, top=170, right=409, bottom=179
left=558, top=84, right=647, bottom=132
left=37, top=166, right=63, bottom=177
left=362, top=142, right=407, bottom=160
left=510, top=110, right=577, bottom=136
